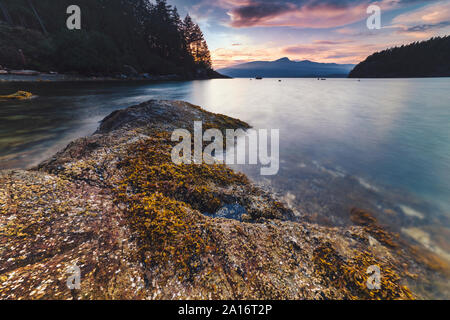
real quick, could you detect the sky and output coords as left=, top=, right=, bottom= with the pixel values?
left=169, top=0, right=450, bottom=69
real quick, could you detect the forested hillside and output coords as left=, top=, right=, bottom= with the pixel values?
left=349, top=36, right=450, bottom=78
left=0, top=0, right=217, bottom=77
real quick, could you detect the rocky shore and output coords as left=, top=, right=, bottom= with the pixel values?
left=0, top=70, right=228, bottom=83
left=0, top=100, right=448, bottom=299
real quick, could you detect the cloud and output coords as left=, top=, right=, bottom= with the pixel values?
left=211, top=38, right=380, bottom=68
left=212, top=45, right=277, bottom=68
left=281, top=40, right=379, bottom=63
left=389, top=0, right=450, bottom=36
left=392, top=0, right=450, bottom=25
left=220, top=0, right=427, bottom=28
left=226, top=0, right=373, bottom=28
left=406, top=21, right=450, bottom=32
left=228, top=1, right=295, bottom=27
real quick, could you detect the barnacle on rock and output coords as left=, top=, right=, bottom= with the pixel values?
left=116, top=132, right=249, bottom=213
left=313, top=242, right=413, bottom=300
left=1, top=100, right=443, bottom=300
left=114, top=130, right=253, bottom=279
left=351, top=208, right=398, bottom=248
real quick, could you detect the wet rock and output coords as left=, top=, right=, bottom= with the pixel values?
left=212, top=204, right=247, bottom=221
left=1, top=100, right=446, bottom=300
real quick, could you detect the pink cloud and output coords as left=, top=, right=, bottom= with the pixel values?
left=392, top=0, right=450, bottom=25
left=211, top=39, right=380, bottom=68
left=389, top=1, right=450, bottom=37
left=227, top=1, right=372, bottom=28
left=208, top=0, right=450, bottom=69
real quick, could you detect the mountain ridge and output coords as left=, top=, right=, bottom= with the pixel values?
left=218, top=57, right=355, bottom=78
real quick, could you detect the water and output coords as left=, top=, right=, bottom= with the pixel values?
left=1, top=78, right=450, bottom=259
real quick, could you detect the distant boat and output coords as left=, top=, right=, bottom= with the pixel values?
left=255, top=77, right=263, bottom=80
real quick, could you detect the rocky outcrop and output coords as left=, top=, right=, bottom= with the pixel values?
left=0, top=100, right=447, bottom=299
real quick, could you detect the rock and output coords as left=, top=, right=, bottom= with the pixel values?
left=241, top=214, right=253, bottom=223
left=214, top=204, right=247, bottom=221
left=0, top=100, right=445, bottom=300
left=0, top=91, right=33, bottom=100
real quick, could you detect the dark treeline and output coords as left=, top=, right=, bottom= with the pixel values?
left=349, top=36, right=450, bottom=78
left=0, top=0, right=215, bottom=76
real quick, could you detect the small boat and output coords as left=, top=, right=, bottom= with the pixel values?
left=255, top=77, right=263, bottom=80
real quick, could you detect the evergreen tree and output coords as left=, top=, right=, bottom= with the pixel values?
left=349, top=36, right=450, bottom=78
left=0, top=0, right=214, bottom=75
left=183, top=14, right=211, bottom=68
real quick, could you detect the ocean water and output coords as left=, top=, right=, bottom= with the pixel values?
left=1, top=78, right=449, bottom=260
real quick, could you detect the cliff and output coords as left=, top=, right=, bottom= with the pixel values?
left=0, top=100, right=448, bottom=299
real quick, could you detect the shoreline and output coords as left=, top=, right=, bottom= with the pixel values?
left=0, top=74, right=228, bottom=83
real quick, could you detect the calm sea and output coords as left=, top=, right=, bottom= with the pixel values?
left=1, top=78, right=449, bottom=265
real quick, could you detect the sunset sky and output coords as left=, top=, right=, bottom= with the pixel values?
left=170, top=0, right=450, bottom=69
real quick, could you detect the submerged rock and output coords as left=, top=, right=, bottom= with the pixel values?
left=0, top=91, right=33, bottom=101
left=0, top=100, right=448, bottom=299
left=206, top=204, right=248, bottom=221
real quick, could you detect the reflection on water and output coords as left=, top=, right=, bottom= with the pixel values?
left=1, top=78, right=450, bottom=265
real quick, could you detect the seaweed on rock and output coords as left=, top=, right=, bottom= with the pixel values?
left=1, top=100, right=446, bottom=299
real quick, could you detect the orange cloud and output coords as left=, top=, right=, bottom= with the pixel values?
left=212, top=40, right=381, bottom=68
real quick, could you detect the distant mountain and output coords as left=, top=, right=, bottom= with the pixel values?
left=218, top=58, right=355, bottom=78
left=349, top=36, right=450, bottom=78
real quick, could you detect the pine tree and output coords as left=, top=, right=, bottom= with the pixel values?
left=183, top=14, right=212, bottom=69
left=0, top=0, right=214, bottom=74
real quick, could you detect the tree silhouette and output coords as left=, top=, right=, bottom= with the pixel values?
left=0, top=0, right=213, bottom=75
left=349, top=36, right=450, bottom=78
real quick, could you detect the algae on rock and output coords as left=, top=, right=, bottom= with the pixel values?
left=1, top=100, right=448, bottom=300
